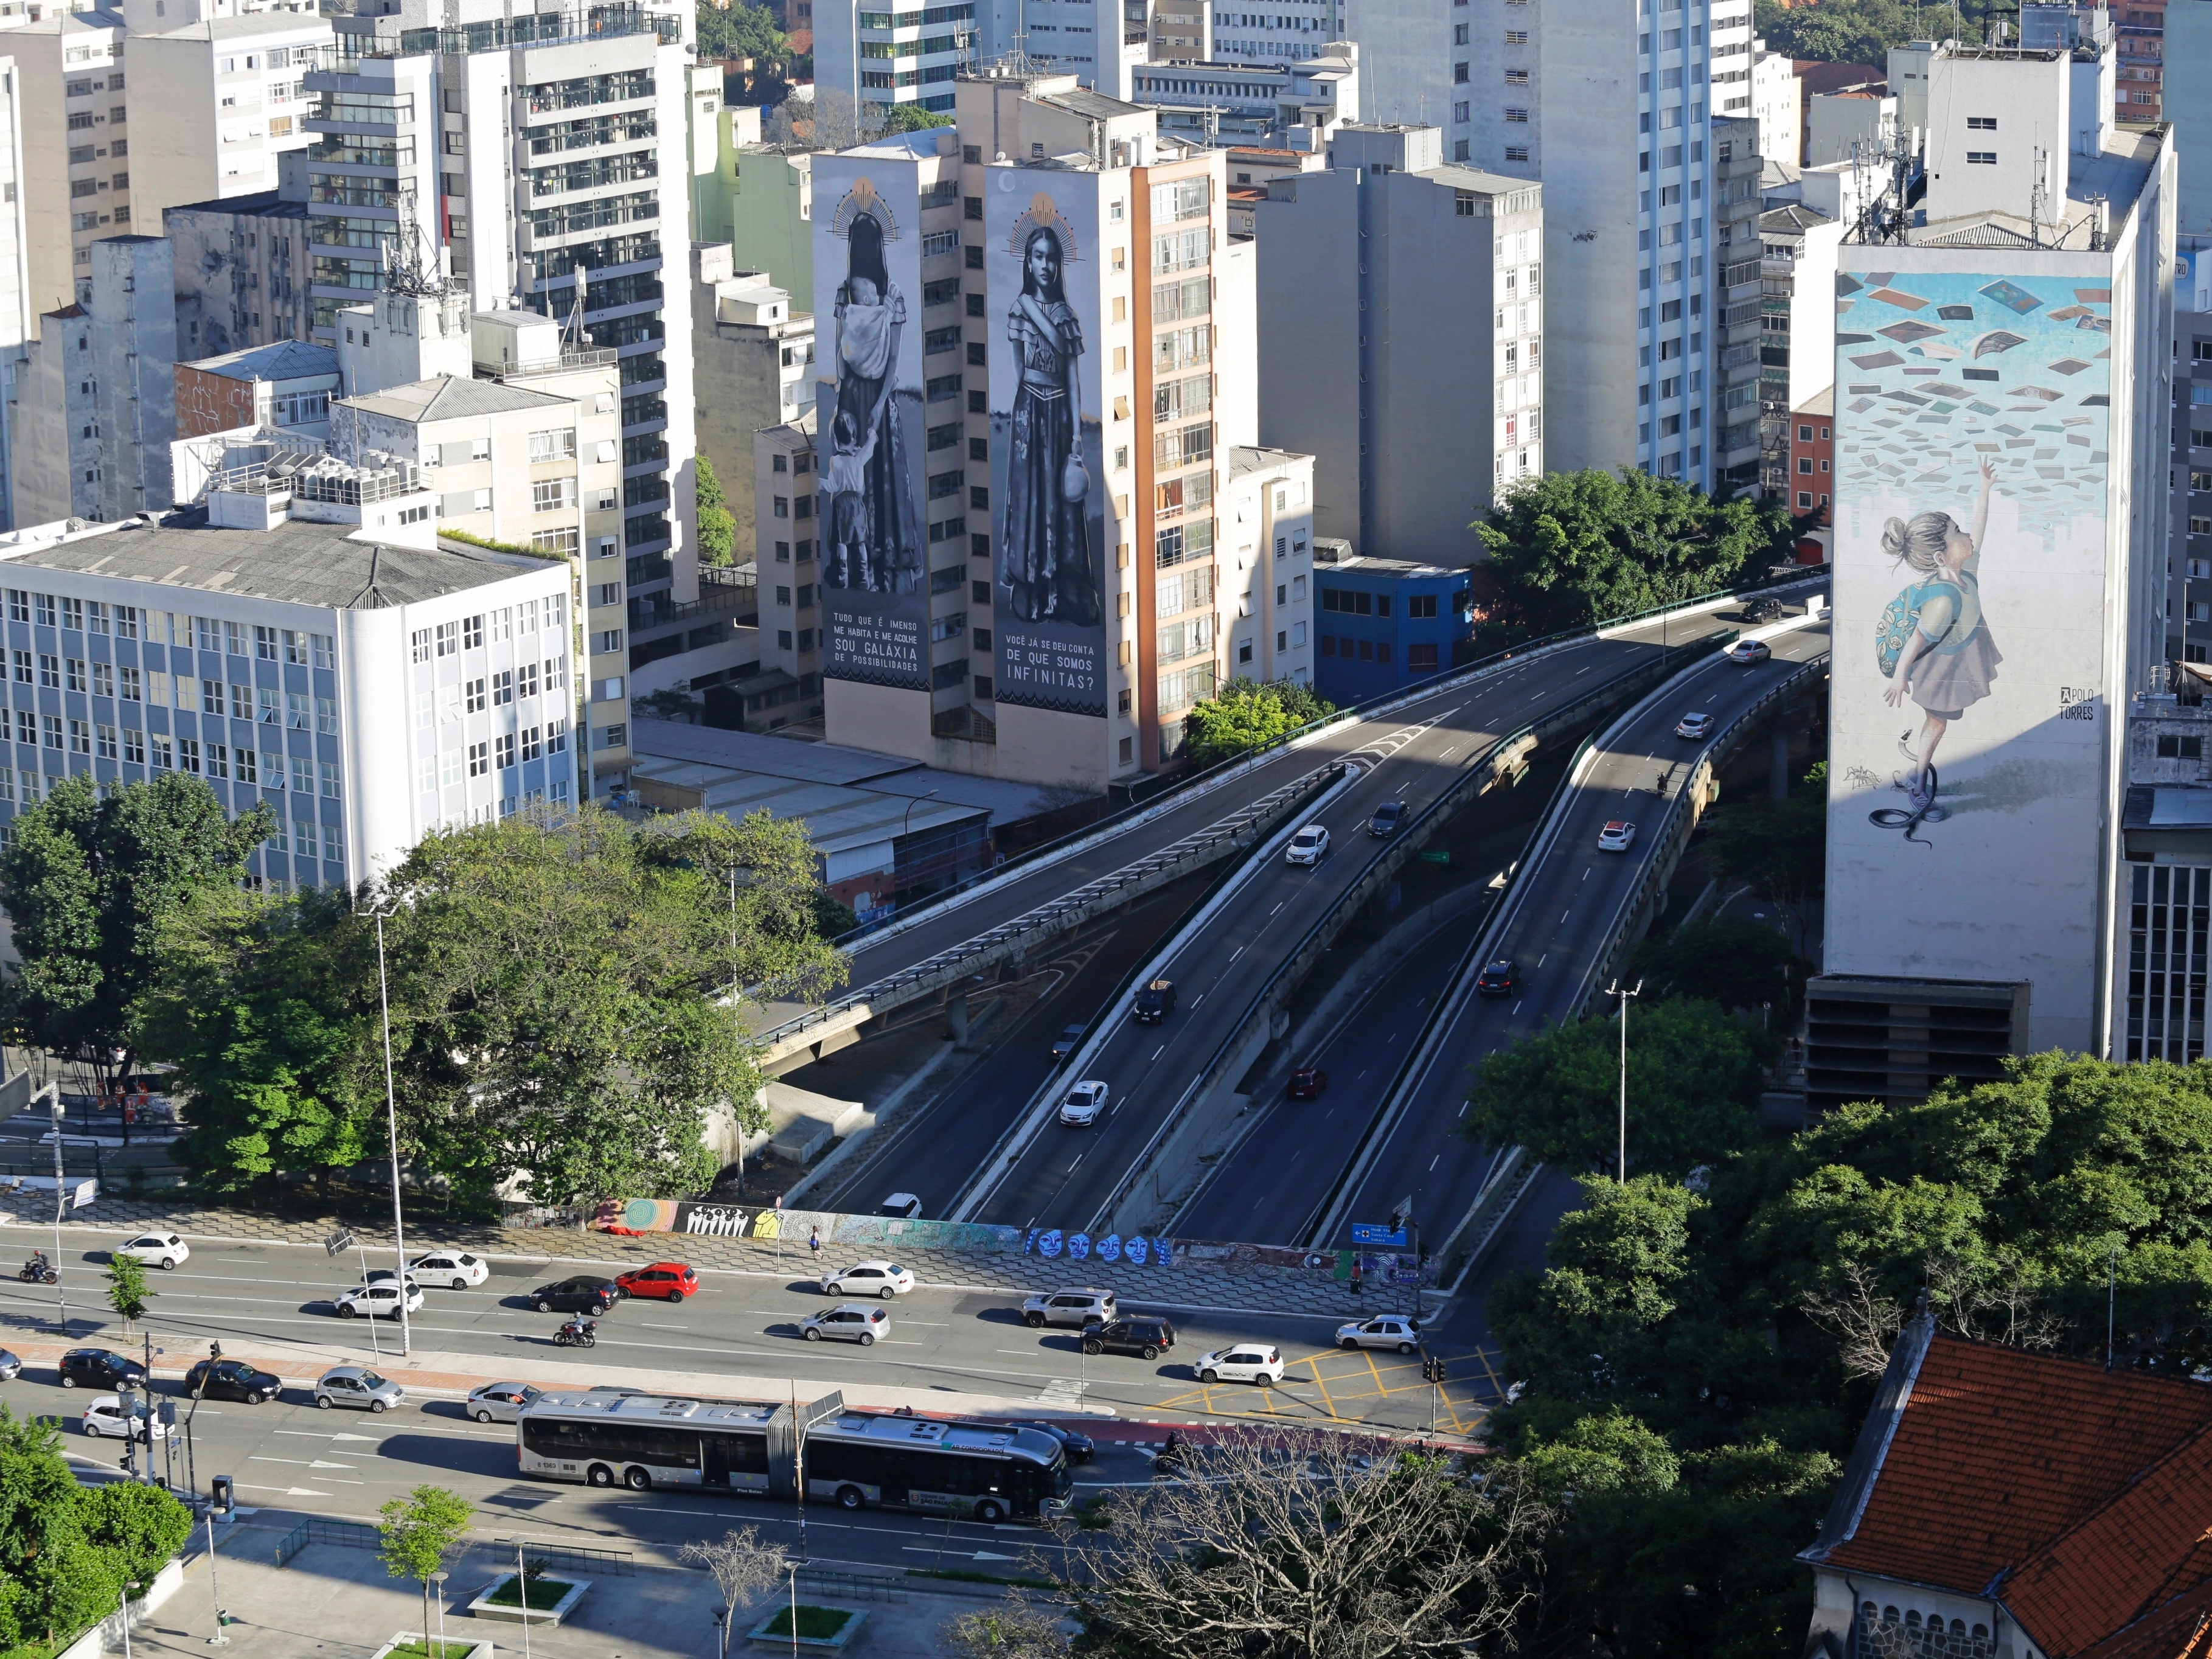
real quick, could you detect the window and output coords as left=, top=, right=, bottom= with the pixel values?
left=467, top=741, right=489, bottom=778
left=528, top=428, right=577, bottom=462
left=116, top=607, right=139, bottom=641
left=148, top=733, right=172, bottom=769
left=532, top=478, right=577, bottom=512
left=465, top=678, right=487, bottom=714
left=291, top=756, right=313, bottom=794
left=496, top=732, right=517, bottom=770
left=255, top=624, right=279, bottom=660
left=434, top=621, right=459, bottom=657
left=286, top=692, right=309, bottom=729
left=521, top=725, right=543, bottom=762
left=411, top=628, right=431, bottom=663
left=321, top=762, right=339, bottom=798
left=66, top=658, right=87, bottom=694
left=237, top=749, right=257, bottom=785
left=60, top=598, right=84, bottom=633
left=519, top=662, right=540, bottom=700
left=283, top=630, right=308, bottom=666
left=207, top=743, right=227, bottom=779
left=68, top=719, right=90, bottom=755
left=1966, top=151, right=1997, bottom=165
left=38, top=655, right=58, bottom=689
left=259, top=687, right=280, bottom=724
left=229, top=683, right=251, bottom=720
left=317, top=696, right=337, bottom=735
left=464, top=615, right=485, bottom=649
left=96, top=725, right=117, bottom=760
left=1966, top=116, right=1997, bottom=130
left=124, top=729, right=145, bottom=765
left=547, top=717, right=570, bottom=753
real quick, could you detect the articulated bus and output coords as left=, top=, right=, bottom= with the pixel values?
left=515, top=1389, right=1072, bottom=1523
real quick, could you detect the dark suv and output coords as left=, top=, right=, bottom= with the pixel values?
left=1475, top=959, right=1520, bottom=997
left=1081, top=1315, right=1175, bottom=1360
left=1369, top=801, right=1407, bottom=837
left=184, top=1358, right=283, bottom=1404
left=60, top=1348, right=147, bottom=1391
left=529, top=1276, right=625, bottom=1314
left=1133, top=980, right=1177, bottom=1023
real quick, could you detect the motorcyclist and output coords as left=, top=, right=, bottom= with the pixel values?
left=20, top=1250, right=54, bottom=1284
left=554, top=1316, right=597, bottom=1347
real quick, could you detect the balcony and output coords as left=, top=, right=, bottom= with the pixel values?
left=629, top=565, right=759, bottom=633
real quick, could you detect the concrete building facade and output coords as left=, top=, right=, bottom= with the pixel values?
left=1310, top=548, right=1472, bottom=704
left=14, top=13, right=130, bottom=316
left=692, top=242, right=815, bottom=564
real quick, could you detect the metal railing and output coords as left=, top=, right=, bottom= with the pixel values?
left=270, top=1517, right=379, bottom=1565
left=490, top=1537, right=636, bottom=1577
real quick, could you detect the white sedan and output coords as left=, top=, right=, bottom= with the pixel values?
left=1285, top=824, right=1330, bottom=866
left=820, top=1261, right=916, bottom=1299
left=1059, top=1080, right=1110, bottom=1127
left=335, top=1281, right=423, bottom=1320
left=409, top=1250, right=489, bottom=1289
left=1195, top=1343, right=1285, bottom=1385
left=1597, top=820, right=1638, bottom=852
left=1335, top=1314, right=1421, bottom=1354
left=114, top=1231, right=189, bottom=1270
left=83, top=1395, right=169, bottom=1439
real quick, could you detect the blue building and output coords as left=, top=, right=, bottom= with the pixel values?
left=1311, top=546, right=1474, bottom=705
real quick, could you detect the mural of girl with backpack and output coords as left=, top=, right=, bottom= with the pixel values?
left=1877, top=454, right=2003, bottom=819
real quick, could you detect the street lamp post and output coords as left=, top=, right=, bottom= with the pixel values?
left=363, top=904, right=412, bottom=1357
left=47, top=1083, right=69, bottom=1334
left=1604, top=979, right=1642, bottom=1183
left=430, top=1570, right=449, bottom=1657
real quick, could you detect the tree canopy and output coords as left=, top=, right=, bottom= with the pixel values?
left=1180, top=678, right=1335, bottom=768
left=1751, top=0, right=2005, bottom=64
left=1627, top=920, right=1812, bottom=1028
left=1463, top=998, right=1769, bottom=1179
left=0, top=1406, right=192, bottom=1649
left=1699, top=765, right=1826, bottom=947
left=1475, top=468, right=1796, bottom=636
left=695, top=454, right=737, bottom=568
left=144, top=803, right=844, bottom=1206
left=0, top=773, right=271, bottom=1095
left=1486, top=1051, right=2212, bottom=1653
left=695, top=0, right=787, bottom=64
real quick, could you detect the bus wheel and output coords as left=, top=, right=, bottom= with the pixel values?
left=624, top=1467, right=652, bottom=1491
left=586, top=1464, right=615, bottom=1487
left=975, top=1499, right=1005, bottom=1524
left=836, top=1485, right=865, bottom=1511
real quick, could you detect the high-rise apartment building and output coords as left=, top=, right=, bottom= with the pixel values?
left=1252, top=123, right=1541, bottom=565
left=0, top=49, right=32, bottom=531
left=14, top=13, right=130, bottom=315
left=809, top=67, right=1299, bottom=785
left=692, top=242, right=816, bottom=562
left=1811, top=47, right=2172, bottom=1090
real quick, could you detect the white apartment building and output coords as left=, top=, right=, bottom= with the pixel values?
left=1221, top=443, right=1313, bottom=686
left=1129, top=40, right=1356, bottom=149
left=121, top=10, right=329, bottom=229
left=0, top=50, right=32, bottom=532
left=8, top=238, right=178, bottom=527
left=1748, top=39, right=1798, bottom=166
left=0, top=506, right=576, bottom=891
left=1211, top=2, right=1338, bottom=66
left=1252, top=123, right=1541, bottom=565
left=13, top=13, right=130, bottom=315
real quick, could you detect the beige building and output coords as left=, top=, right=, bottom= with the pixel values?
left=329, top=312, right=632, bottom=784
left=119, top=9, right=328, bottom=234
left=14, top=13, right=129, bottom=315
left=746, top=408, right=821, bottom=728
left=692, top=242, right=815, bottom=566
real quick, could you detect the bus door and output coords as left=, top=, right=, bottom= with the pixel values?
left=703, top=1432, right=731, bottom=1489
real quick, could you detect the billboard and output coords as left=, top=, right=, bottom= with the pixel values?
left=986, top=173, right=1110, bottom=718
left=1824, top=267, right=2116, bottom=1032
left=813, top=164, right=929, bottom=691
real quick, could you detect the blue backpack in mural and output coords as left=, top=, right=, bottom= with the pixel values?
left=1876, top=580, right=1960, bottom=678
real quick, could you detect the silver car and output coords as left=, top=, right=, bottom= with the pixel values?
left=1334, top=1314, right=1421, bottom=1354
left=798, top=1303, right=890, bottom=1346
left=465, top=1381, right=543, bottom=1424
left=315, top=1365, right=405, bottom=1412
left=0, top=1348, right=20, bottom=1381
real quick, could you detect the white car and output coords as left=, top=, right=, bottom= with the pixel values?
left=877, top=1193, right=923, bottom=1220
left=335, top=1281, right=423, bottom=1320
left=1195, top=1343, right=1285, bottom=1385
left=1335, top=1314, right=1421, bottom=1354
left=1674, top=711, right=1713, bottom=739
left=409, top=1250, right=489, bottom=1289
left=820, top=1261, right=916, bottom=1299
left=114, top=1231, right=188, bottom=1271
left=82, top=1394, right=169, bottom=1439
left=1597, top=820, right=1638, bottom=852
left=1285, top=824, right=1330, bottom=866
left=1059, top=1080, right=1110, bottom=1127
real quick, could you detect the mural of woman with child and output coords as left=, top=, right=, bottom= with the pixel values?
left=821, top=191, right=920, bottom=596
left=1000, top=208, right=1101, bottom=629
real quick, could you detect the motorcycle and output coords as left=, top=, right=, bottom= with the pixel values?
left=1152, top=1433, right=1189, bottom=1480
left=18, top=1256, right=57, bottom=1285
left=553, top=1318, right=597, bottom=1349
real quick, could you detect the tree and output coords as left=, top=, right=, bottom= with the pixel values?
left=695, top=454, right=737, bottom=568
left=1751, top=0, right=2003, bottom=65
left=945, top=1594, right=1071, bottom=1659
left=1627, top=920, right=1812, bottom=1028
left=1699, top=790, right=1825, bottom=950
left=695, top=0, right=787, bottom=63
left=680, top=1525, right=788, bottom=1650
left=1180, top=678, right=1337, bottom=768
left=1475, top=468, right=1795, bottom=636
left=764, top=88, right=885, bottom=151
left=380, top=1485, right=472, bottom=1656
left=372, top=802, right=843, bottom=1204
left=137, top=883, right=378, bottom=1197
left=1054, top=1430, right=1550, bottom=1657
left=75, top=1481, right=193, bottom=1600
left=1463, top=1000, right=1768, bottom=1179
left=0, top=773, right=271, bottom=1100
left=883, top=103, right=955, bottom=133
left=105, top=1251, right=152, bottom=1336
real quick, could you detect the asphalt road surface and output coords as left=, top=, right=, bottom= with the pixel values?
left=956, top=596, right=1787, bottom=1236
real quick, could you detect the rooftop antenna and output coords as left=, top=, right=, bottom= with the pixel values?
left=2029, top=144, right=2047, bottom=247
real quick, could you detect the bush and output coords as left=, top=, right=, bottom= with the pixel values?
left=1181, top=678, right=1335, bottom=768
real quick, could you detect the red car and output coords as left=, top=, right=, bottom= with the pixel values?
left=1288, top=1066, right=1329, bottom=1100
left=614, top=1262, right=698, bottom=1301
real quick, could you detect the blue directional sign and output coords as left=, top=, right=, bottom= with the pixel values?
left=1350, top=1223, right=1408, bottom=1248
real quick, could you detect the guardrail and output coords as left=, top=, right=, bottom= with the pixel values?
left=270, top=1516, right=378, bottom=1565
left=754, top=761, right=1346, bottom=1060
left=1087, top=634, right=1726, bottom=1240
left=1300, top=628, right=1830, bottom=1251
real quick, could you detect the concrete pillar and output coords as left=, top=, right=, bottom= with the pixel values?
left=1770, top=720, right=1792, bottom=799
left=947, top=993, right=970, bottom=1048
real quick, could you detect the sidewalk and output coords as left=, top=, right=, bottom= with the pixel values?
left=134, top=1520, right=1018, bottom=1659
left=0, top=1198, right=1433, bottom=1323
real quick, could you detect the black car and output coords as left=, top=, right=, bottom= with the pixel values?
left=1050, top=1024, right=1085, bottom=1062
left=59, top=1348, right=146, bottom=1391
left=184, top=1358, right=282, bottom=1404
left=1133, top=980, right=1177, bottom=1023
left=529, top=1276, right=625, bottom=1315
left=1081, top=1315, right=1175, bottom=1360
left=1010, top=1419, right=1096, bottom=1463
left=1743, top=596, right=1787, bottom=623
left=1369, top=801, right=1407, bottom=837
left=1475, top=959, right=1520, bottom=997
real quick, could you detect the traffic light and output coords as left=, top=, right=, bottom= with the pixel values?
left=1420, top=1357, right=1450, bottom=1385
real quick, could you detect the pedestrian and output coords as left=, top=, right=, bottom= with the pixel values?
left=809, top=1226, right=821, bottom=1258
left=1350, top=1256, right=1363, bottom=1297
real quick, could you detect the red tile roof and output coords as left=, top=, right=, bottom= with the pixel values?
left=1813, top=1332, right=2212, bottom=1656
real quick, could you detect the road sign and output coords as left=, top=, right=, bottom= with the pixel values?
left=1419, top=850, right=1450, bottom=864
left=324, top=1230, right=355, bottom=1257
left=1350, top=1223, right=1407, bottom=1248
left=70, top=1178, right=99, bottom=1209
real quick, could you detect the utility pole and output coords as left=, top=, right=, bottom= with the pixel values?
left=1604, top=980, right=1643, bottom=1182
left=372, top=909, right=412, bottom=1357
left=47, top=1083, right=68, bottom=1333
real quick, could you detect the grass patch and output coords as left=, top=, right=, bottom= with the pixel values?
left=482, top=1574, right=575, bottom=1609
left=382, top=1643, right=479, bottom=1658
left=759, top=1605, right=854, bottom=1640
left=906, top=1567, right=1062, bottom=1591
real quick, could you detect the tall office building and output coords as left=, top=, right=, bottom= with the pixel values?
left=809, top=66, right=1304, bottom=785
left=1810, top=46, right=2172, bottom=1094
left=1251, top=123, right=1542, bottom=565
